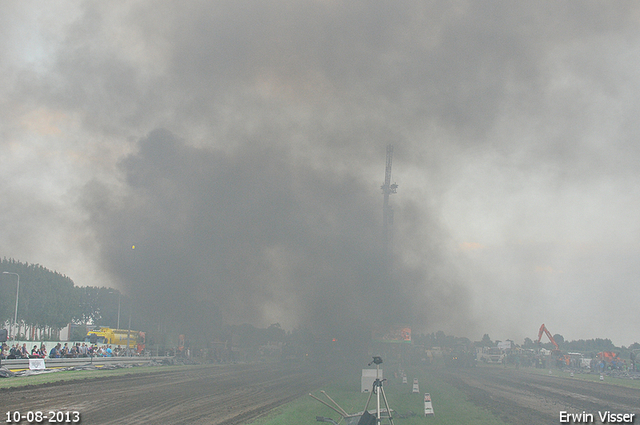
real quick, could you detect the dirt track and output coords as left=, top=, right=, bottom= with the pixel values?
left=0, top=362, right=326, bottom=424
left=2, top=363, right=639, bottom=425
left=438, top=366, right=640, bottom=424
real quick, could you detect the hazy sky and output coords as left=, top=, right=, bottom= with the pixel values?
left=2, top=1, right=640, bottom=346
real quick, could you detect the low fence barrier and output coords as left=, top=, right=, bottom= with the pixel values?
left=1, top=356, right=171, bottom=372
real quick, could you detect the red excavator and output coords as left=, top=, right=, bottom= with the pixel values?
left=537, top=324, right=559, bottom=350
left=537, top=324, right=571, bottom=367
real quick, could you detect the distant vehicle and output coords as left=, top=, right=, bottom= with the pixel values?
left=447, top=344, right=476, bottom=368
left=596, top=351, right=622, bottom=368
left=85, top=327, right=145, bottom=353
left=479, top=347, right=505, bottom=364
left=567, top=352, right=589, bottom=368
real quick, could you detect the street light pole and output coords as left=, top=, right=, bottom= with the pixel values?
left=2, top=272, right=20, bottom=340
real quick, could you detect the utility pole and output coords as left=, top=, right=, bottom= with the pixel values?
left=381, top=145, right=398, bottom=255
left=2, top=272, right=20, bottom=340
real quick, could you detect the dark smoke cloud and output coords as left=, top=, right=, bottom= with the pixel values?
left=4, top=1, right=640, bottom=345
left=83, top=129, right=467, bottom=337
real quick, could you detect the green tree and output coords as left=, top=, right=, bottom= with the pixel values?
left=553, top=334, right=564, bottom=347
left=0, top=258, right=78, bottom=338
left=480, top=334, right=493, bottom=347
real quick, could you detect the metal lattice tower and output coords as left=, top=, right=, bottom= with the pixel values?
left=381, top=144, right=398, bottom=254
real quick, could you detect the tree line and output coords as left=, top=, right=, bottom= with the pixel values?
left=0, top=258, right=131, bottom=340
left=3, top=257, right=638, bottom=357
left=414, top=330, right=639, bottom=357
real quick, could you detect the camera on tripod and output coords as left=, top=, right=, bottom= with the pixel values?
left=369, top=356, right=383, bottom=366
left=361, top=356, right=394, bottom=425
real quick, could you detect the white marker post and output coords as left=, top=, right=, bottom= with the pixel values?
left=424, top=393, right=435, bottom=416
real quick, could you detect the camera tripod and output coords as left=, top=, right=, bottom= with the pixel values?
left=362, top=357, right=395, bottom=425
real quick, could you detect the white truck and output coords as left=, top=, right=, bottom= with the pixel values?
left=478, top=347, right=505, bottom=364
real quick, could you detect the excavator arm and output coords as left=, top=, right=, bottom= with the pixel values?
left=537, top=324, right=559, bottom=350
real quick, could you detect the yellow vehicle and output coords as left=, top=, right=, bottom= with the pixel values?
left=85, top=327, right=145, bottom=353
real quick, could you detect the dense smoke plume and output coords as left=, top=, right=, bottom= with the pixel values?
left=3, top=1, right=640, bottom=345
left=82, top=128, right=470, bottom=339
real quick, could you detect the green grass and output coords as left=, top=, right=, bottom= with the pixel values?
left=251, top=366, right=509, bottom=425
left=0, top=364, right=202, bottom=389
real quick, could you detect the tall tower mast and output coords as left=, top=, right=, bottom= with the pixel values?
left=381, top=144, right=398, bottom=254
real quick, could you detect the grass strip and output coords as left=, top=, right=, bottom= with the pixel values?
left=0, top=364, right=205, bottom=389
left=251, top=366, right=509, bottom=425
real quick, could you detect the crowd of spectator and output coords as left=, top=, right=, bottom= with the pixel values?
left=1, top=342, right=135, bottom=359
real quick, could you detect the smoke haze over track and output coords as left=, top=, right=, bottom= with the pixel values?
left=2, top=1, right=640, bottom=345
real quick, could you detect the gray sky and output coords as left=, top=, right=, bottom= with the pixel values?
left=2, top=1, right=640, bottom=346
